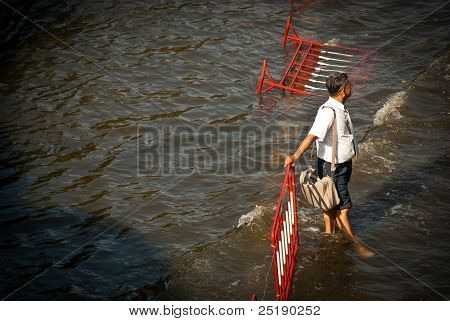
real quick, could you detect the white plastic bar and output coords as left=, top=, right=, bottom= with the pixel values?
left=276, top=250, right=282, bottom=285
left=280, top=235, right=285, bottom=269
left=314, top=67, right=345, bottom=73
left=317, top=61, right=350, bottom=68
left=304, top=84, right=327, bottom=91
left=290, top=191, right=295, bottom=234
left=286, top=198, right=292, bottom=235
left=286, top=210, right=291, bottom=243
left=318, top=55, right=352, bottom=63
left=287, top=207, right=292, bottom=238
left=284, top=227, right=288, bottom=262
left=320, top=50, right=355, bottom=57
left=288, top=197, right=293, bottom=235
left=283, top=221, right=288, bottom=258
left=308, top=78, right=326, bottom=84
left=288, top=209, right=292, bottom=241
left=278, top=240, right=284, bottom=276
left=288, top=199, right=292, bottom=236
left=311, top=72, right=328, bottom=78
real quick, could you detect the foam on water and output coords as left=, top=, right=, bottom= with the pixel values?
left=327, top=38, right=341, bottom=45
left=304, top=226, right=320, bottom=233
left=387, top=204, right=404, bottom=216
left=237, top=205, right=264, bottom=228
left=373, top=91, right=406, bottom=126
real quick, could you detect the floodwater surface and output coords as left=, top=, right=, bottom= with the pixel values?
left=0, top=0, right=449, bottom=300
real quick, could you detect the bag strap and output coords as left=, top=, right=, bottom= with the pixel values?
left=322, top=106, right=337, bottom=174
left=344, top=109, right=358, bottom=159
left=309, top=135, right=316, bottom=163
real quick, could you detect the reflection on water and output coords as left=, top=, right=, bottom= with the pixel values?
left=0, top=0, right=449, bottom=300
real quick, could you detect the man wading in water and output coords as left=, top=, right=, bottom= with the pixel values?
left=284, top=72, right=373, bottom=256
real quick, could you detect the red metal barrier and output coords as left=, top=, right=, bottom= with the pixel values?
left=257, top=16, right=375, bottom=95
left=271, top=164, right=299, bottom=300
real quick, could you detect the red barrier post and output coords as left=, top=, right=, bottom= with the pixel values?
left=271, top=164, right=299, bottom=300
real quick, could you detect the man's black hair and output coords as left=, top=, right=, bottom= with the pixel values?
left=326, top=72, right=348, bottom=96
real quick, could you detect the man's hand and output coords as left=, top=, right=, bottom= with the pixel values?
left=284, top=134, right=316, bottom=168
left=284, top=155, right=296, bottom=167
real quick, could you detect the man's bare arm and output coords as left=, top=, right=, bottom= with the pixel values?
left=284, top=134, right=318, bottom=167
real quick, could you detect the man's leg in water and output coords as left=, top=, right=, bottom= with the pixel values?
left=323, top=209, right=336, bottom=234
left=336, top=208, right=375, bottom=257
left=335, top=208, right=356, bottom=241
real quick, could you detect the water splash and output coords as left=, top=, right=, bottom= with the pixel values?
left=237, top=205, right=264, bottom=228
left=304, top=226, right=320, bottom=233
left=373, top=91, right=405, bottom=126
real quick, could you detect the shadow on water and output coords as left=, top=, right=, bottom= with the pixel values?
left=0, top=188, right=173, bottom=300
left=0, top=0, right=73, bottom=65
left=0, top=1, right=177, bottom=300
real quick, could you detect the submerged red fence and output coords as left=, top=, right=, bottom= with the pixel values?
left=271, top=164, right=299, bottom=300
left=257, top=16, right=375, bottom=96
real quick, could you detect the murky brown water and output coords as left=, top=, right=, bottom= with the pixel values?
left=1, top=0, right=449, bottom=300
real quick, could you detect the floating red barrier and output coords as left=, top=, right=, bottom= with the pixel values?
left=257, top=16, right=375, bottom=95
left=271, top=164, right=299, bottom=300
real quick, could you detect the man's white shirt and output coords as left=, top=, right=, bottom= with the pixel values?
left=308, top=97, right=357, bottom=164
